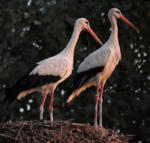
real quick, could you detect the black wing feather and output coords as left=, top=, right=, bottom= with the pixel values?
left=69, top=66, right=104, bottom=94
left=5, top=64, right=61, bottom=102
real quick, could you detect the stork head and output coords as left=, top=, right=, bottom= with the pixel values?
left=75, top=18, right=103, bottom=46
left=108, top=8, right=139, bottom=33
left=108, top=8, right=122, bottom=19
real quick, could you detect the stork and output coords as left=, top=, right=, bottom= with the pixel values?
left=5, top=18, right=103, bottom=121
left=66, top=8, right=139, bottom=128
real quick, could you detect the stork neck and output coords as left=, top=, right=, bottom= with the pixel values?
left=62, top=26, right=81, bottom=58
left=109, top=16, right=118, bottom=40
left=109, top=15, right=121, bottom=60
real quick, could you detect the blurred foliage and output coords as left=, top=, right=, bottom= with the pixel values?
left=0, top=0, right=150, bottom=142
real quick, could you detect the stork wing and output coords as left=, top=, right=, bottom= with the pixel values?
left=78, top=48, right=111, bottom=73
left=69, top=66, right=104, bottom=93
left=30, top=57, right=69, bottom=78
left=5, top=57, right=70, bottom=102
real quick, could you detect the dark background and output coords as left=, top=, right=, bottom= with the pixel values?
left=0, top=0, right=149, bottom=142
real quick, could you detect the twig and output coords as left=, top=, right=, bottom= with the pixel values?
left=59, top=124, right=63, bottom=143
left=71, top=123, right=87, bottom=126
left=15, top=123, right=25, bottom=141
left=0, top=133, right=19, bottom=141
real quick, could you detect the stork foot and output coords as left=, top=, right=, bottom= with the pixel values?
left=99, top=123, right=103, bottom=128
left=94, top=123, right=98, bottom=128
left=49, top=112, right=53, bottom=122
left=40, top=105, right=44, bottom=120
left=99, top=125, right=109, bottom=136
left=99, top=125, right=104, bottom=132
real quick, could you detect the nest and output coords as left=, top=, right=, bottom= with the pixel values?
left=0, top=120, right=131, bottom=143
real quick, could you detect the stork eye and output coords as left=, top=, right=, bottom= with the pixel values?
left=116, top=11, right=120, bottom=14
left=85, top=21, right=89, bottom=24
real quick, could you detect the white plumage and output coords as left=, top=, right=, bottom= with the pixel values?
left=78, top=43, right=112, bottom=73
left=5, top=18, right=102, bottom=121
left=66, top=8, right=138, bottom=128
left=30, top=56, right=70, bottom=77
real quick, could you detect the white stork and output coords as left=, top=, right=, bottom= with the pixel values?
left=66, top=8, right=139, bottom=128
left=5, top=18, right=103, bottom=121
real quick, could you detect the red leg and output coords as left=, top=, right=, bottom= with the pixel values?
left=49, top=92, right=54, bottom=122
left=40, top=91, right=48, bottom=120
left=94, top=84, right=99, bottom=128
left=99, top=83, right=104, bottom=128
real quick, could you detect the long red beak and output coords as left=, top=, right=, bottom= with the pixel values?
left=86, top=27, right=103, bottom=46
left=120, top=15, right=139, bottom=33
